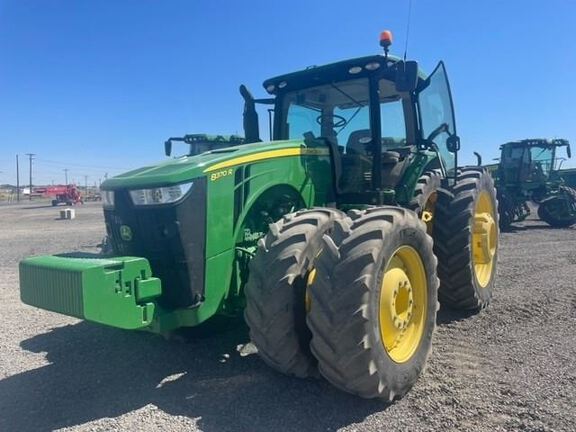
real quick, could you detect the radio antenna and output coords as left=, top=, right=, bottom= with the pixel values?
left=403, top=0, right=413, bottom=61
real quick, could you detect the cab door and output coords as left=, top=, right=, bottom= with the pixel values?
left=417, top=62, right=458, bottom=174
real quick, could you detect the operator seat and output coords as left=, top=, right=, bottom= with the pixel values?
left=346, top=129, right=373, bottom=156
left=339, top=129, right=372, bottom=192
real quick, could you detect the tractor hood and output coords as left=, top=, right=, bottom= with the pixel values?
left=101, top=140, right=303, bottom=190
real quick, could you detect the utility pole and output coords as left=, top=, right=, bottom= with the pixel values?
left=64, top=168, right=69, bottom=185
left=16, top=154, right=20, bottom=202
left=25, top=153, right=35, bottom=201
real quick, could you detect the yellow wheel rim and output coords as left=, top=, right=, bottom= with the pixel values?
left=472, top=191, right=497, bottom=288
left=305, top=268, right=316, bottom=313
left=379, top=246, right=428, bottom=363
left=422, top=192, right=438, bottom=234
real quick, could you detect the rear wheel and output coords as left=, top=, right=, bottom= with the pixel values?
left=307, top=207, right=438, bottom=400
left=244, top=208, right=345, bottom=378
left=537, top=186, right=576, bottom=227
left=434, top=167, right=499, bottom=310
left=497, top=192, right=515, bottom=231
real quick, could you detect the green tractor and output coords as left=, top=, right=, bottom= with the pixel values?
left=494, top=138, right=576, bottom=229
left=19, top=32, right=499, bottom=400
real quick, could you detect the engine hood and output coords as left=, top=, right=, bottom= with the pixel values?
left=101, top=139, right=303, bottom=190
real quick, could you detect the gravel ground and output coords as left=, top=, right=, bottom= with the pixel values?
left=0, top=202, right=575, bottom=432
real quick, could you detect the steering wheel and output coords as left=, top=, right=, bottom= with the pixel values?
left=316, top=114, right=347, bottom=128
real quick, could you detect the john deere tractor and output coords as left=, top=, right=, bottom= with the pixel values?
left=19, top=32, right=499, bottom=400
left=494, top=138, right=576, bottom=229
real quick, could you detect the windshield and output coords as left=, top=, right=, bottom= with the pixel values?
left=530, top=146, right=554, bottom=177
left=281, top=78, right=371, bottom=150
left=280, top=78, right=409, bottom=193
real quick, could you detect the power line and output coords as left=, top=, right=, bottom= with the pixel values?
left=25, top=153, right=35, bottom=201
left=35, top=157, right=132, bottom=171
left=16, top=154, right=20, bottom=202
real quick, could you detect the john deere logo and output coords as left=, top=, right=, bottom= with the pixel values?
left=119, top=225, right=133, bottom=241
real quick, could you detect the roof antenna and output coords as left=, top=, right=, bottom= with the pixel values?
left=403, top=0, right=413, bottom=61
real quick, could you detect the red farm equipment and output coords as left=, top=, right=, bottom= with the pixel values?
left=44, top=185, right=84, bottom=206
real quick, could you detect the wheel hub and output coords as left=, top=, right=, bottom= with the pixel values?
left=379, top=246, right=427, bottom=363
left=473, top=212, right=497, bottom=264
left=472, top=191, right=498, bottom=288
left=386, top=272, right=414, bottom=330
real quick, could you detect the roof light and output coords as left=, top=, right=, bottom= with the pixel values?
left=278, top=81, right=287, bottom=89
left=348, top=66, right=362, bottom=74
left=266, top=84, right=276, bottom=93
left=365, top=62, right=380, bottom=71
left=380, top=30, right=393, bottom=58
left=380, top=30, right=393, bottom=49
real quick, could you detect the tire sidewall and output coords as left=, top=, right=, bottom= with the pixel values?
left=367, top=222, right=437, bottom=394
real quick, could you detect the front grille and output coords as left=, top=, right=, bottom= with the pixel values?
left=104, top=177, right=207, bottom=309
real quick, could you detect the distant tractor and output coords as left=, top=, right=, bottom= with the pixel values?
left=19, top=32, right=499, bottom=400
left=494, top=138, right=576, bottom=229
left=50, top=184, right=83, bottom=206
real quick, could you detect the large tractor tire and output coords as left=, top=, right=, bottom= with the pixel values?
left=434, top=167, right=499, bottom=310
left=307, top=207, right=439, bottom=400
left=407, top=170, right=442, bottom=234
left=537, top=186, right=576, bottom=228
left=244, top=208, right=345, bottom=378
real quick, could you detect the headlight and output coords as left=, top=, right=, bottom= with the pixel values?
left=129, top=182, right=193, bottom=206
left=102, top=190, right=115, bottom=208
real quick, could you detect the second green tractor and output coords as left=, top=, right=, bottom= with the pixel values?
left=19, top=33, right=499, bottom=401
left=487, top=138, right=576, bottom=230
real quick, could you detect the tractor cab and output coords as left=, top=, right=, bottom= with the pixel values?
left=243, top=32, right=460, bottom=206
left=164, top=134, right=245, bottom=157
left=498, top=139, right=572, bottom=187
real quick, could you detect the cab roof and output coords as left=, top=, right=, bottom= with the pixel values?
left=501, top=138, right=569, bottom=149
left=262, top=54, right=428, bottom=95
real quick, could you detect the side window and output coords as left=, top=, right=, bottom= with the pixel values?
left=380, top=99, right=406, bottom=148
left=418, top=62, right=456, bottom=172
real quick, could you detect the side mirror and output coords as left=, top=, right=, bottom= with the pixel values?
left=447, top=134, right=460, bottom=153
left=567, top=143, right=572, bottom=159
left=395, top=60, right=418, bottom=93
left=164, top=140, right=172, bottom=157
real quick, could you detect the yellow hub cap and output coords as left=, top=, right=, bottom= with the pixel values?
left=472, top=191, right=497, bottom=287
left=379, top=246, right=427, bottom=363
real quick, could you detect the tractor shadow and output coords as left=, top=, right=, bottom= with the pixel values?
left=500, top=223, right=560, bottom=233
left=0, top=320, right=385, bottom=432
left=436, top=305, right=478, bottom=325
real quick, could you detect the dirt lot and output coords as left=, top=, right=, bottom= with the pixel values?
left=0, top=202, right=575, bottom=432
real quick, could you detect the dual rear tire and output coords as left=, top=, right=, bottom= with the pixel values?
left=245, top=207, right=439, bottom=399
left=244, top=167, right=499, bottom=399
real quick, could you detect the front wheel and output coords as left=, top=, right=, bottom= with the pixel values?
left=434, top=167, right=499, bottom=310
left=307, top=207, right=438, bottom=400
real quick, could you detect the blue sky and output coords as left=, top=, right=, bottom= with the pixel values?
left=1, top=0, right=575, bottom=185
